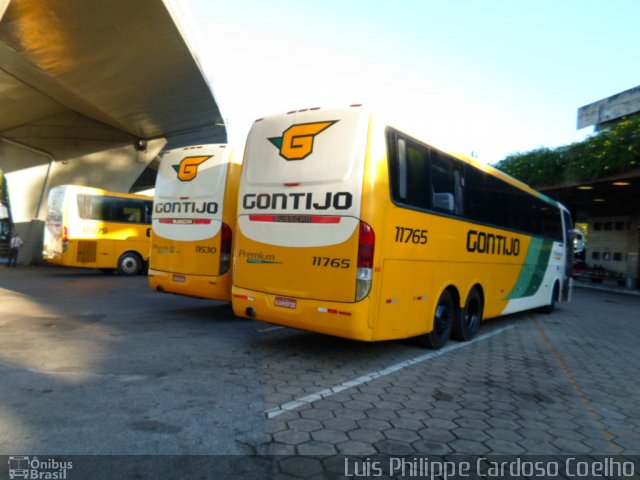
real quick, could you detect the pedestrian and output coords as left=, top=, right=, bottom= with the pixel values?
left=7, top=231, right=24, bottom=268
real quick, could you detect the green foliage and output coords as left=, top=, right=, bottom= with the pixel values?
left=495, top=115, right=640, bottom=187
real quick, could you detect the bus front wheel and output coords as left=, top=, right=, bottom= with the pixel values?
left=452, top=288, right=483, bottom=341
left=117, top=252, right=143, bottom=276
left=418, top=290, right=454, bottom=349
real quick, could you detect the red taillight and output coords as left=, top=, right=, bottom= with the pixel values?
left=357, top=221, right=375, bottom=268
left=356, top=222, right=375, bottom=301
left=219, top=223, right=232, bottom=274
left=62, top=226, right=69, bottom=242
left=221, top=223, right=232, bottom=254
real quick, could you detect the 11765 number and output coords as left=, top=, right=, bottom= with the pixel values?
left=312, top=257, right=351, bottom=268
left=395, top=226, right=428, bottom=244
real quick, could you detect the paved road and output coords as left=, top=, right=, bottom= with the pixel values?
left=1, top=266, right=639, bottom=476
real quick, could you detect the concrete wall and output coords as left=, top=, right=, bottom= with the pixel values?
left=586, top=214, right=639, bottom=283
left=577, top=85, right=640, bottom=129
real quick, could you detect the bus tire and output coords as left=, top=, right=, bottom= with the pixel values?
left=539, top=281, right=559, bottom=314
left=117, top=252, right=143, bottom=276
left=418, top=290, right=454, bottom=349
left=452, top=288, right=483, bottom=341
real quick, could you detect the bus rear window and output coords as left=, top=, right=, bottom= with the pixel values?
left=243, top=108, right=367, bottom=186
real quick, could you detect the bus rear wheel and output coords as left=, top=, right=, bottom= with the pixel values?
left=117, top=252, right=143, bottom=276
left=418, top=290, right=454, bottom=349
left=452, top=288, right=482, bottom=341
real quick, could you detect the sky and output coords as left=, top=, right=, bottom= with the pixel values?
left=184, top=0, right=640, bottom=165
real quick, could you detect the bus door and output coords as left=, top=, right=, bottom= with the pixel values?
left=561, top=209, right=573, bottom=302
left=43, top=187, right=66, bottom=260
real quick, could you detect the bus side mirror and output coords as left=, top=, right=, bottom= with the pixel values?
left=572, top=229, right=584, bottom=253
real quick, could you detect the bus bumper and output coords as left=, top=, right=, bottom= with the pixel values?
left=231, top=285, right=374, bottom=341
left=148, top=268, right=231, bottom=302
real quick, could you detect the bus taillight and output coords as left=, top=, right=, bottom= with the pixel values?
left=356, top=221, right=375, bottom=301
left=62, top=226, right=69, bottom=252
left=220, top=223, right=232, bottom=274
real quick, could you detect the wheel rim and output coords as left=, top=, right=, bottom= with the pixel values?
left=465, top=298, right=480, bottom=331
left=434, top=302, right=451, bottom=336
left=121, top=257, right=138, bottom=274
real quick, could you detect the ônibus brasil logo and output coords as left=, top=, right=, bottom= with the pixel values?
left=268, top=121, right=338, bottom=160
left=172, top=155, right=211, bottom=182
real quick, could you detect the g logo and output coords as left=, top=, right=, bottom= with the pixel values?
left=268, top=121, right=338, bottom=160
left=172, top=156, right=211, bottom=181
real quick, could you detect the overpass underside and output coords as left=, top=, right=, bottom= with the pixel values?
left=0, top=0, right=226, bottom=264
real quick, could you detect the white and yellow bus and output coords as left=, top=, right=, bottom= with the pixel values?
left=148, top=144, right=240, bottom=300
left=232, top=105, right=573, bottom=348
left=43, top=185, right=152, bottom=275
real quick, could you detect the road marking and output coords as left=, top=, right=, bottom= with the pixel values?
left=256, top=325, right=286, bottom=333
left=265, top=325, right=516, bottom=418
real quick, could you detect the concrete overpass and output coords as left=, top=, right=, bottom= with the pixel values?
left=541, top=86, right=640, bottom=287
left=0, top=0, right=226, bottom=263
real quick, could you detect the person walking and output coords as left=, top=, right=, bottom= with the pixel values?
left=7, top=231, right=24, bottom=268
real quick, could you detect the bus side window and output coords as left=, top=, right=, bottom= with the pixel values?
left=430, top=150, right=462, bottom=215
left=404, top=141, right=430, bottom=210
left=387, top=132, right=430, bottom=210
left=397, top=138, right=407, bottom=201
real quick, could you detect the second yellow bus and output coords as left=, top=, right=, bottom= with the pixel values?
left=148, top=144, right=240, bottom=301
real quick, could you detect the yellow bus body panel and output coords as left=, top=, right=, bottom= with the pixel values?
left=233, top=224, right=359, bottom=302
left=232, top=286, right=374, bottom=341
left=148, top=268, right=231, bottom=300
left=373, top=208, right=533, bottom=339
left=55, top=224, right=150, bottom=269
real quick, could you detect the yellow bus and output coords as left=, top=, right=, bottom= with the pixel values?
left=232, top=105, right=573, bottom=348
left=148, top=144, right=240, bottom=301
left=43, top=185, right=152, bottom=275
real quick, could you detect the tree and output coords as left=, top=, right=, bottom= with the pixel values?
left=495, top=115, right=640, bottom=187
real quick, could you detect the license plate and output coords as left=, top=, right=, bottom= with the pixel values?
left=274, top=296, right=297, bottom=309
left=172, top=274, right=186, bottom=283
